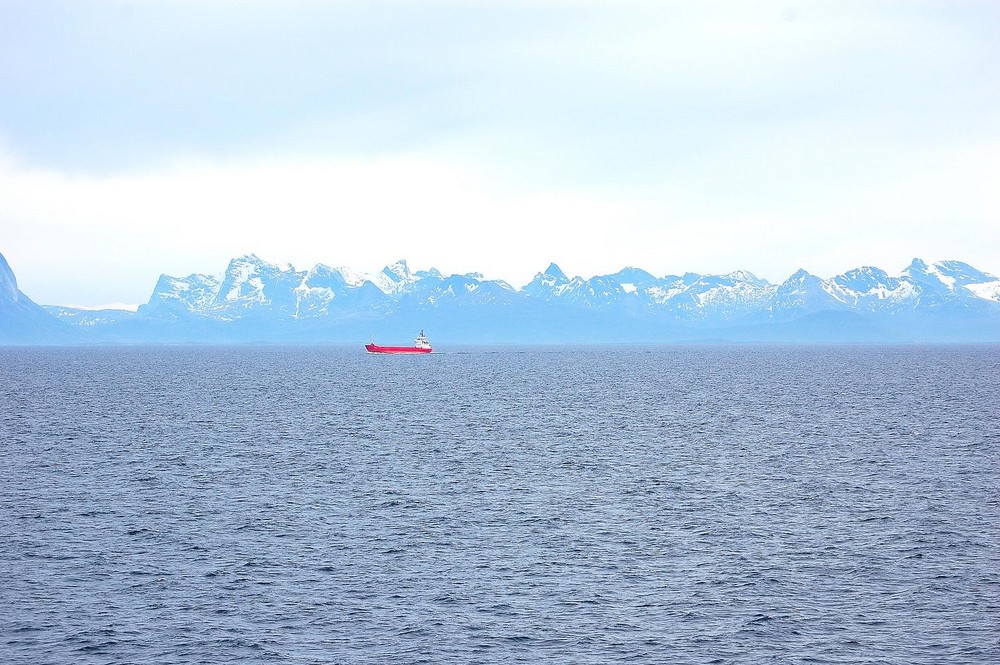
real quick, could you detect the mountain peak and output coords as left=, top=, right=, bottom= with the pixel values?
left=216, top=254, right=286, bottom=304
left=543, top=262, right=567, bottom=280
left=5, top=252, right=1000, bottom=344
left=231, top=253, right=264, bottom=265
left=901, top=258, right=963, bottom=292
left=367, top=260, right=417, bottom=294
left=522, top=262, right=570, bottom=296
left=932, top=260, right=995, bottom=285
left=722, top=270, right=768, bottom=286
left=610, top=266, right=657, bottom=284
left=417, top=268, right=445, bottom=280
left=383, top=259, right=412, bottom=281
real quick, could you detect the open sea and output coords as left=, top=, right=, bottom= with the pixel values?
left=1, top=345, right=998, bottom=664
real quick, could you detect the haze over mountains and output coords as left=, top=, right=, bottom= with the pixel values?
left=2, top=251, right=999, bottom=344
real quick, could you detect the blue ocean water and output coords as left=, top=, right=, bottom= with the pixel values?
left=1, top=345, right=998, bottom=664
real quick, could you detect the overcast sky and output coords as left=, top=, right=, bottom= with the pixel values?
left=1, top=0, right=998, bottom=307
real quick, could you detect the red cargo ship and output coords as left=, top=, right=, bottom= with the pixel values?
left=365, top=330, right=433, bottom=354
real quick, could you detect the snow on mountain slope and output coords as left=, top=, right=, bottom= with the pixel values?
left=927, top=260, right=995, bottom=288
left=645, top=281, right=690, bottom=305
left=667, top=272, right=775, bottom=320
left=8, top=248, right=998, bottom=343
left=44, top=306, right=135, bottom=326
left=522, top=263, right=571, bottom=299
left=894, top=258, right=1000, bottom=310
left=825, top=266, right=915, bottom=309
left=928, top=261, right=1000, bottom=302
left=965, top=281, right=1000, bottom=302
left=110, top=254, right=999, bottom=332
left=215, top=254, right=291, bottom=305
left=367, top=259, right=419, bottom=294
left=146, top=273, right=222, bottom=312
left=770, top=269, right=847, bottom=314
left=292, top=263, right=375, bottom=317
left=721, top=270, right=770, bottom=287
left=608, top=267, right=659, bottom=290
left=331, top=265, right=368, bottom=287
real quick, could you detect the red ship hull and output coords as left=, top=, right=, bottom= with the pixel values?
left=365, top=343, right=432, bottom=354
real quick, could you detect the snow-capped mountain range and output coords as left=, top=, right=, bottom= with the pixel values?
left=137, top=254, right=999, bottom=322
left=2, top=250, right=998, bottom=343
left=137, top=255, right=513, bottom=321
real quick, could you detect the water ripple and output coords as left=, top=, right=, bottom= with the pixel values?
left=1, top=345, right=998, bottom=663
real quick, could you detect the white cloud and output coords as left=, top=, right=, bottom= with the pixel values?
left=0, top=150, right=650, bottom=304
left=1, top=133, right=997, bottom=307
left=1, top=2, right=998, bottom=305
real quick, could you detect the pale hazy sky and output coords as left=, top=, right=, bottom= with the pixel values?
left=1, top=0, right=998, bottom=306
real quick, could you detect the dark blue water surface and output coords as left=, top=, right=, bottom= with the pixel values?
left=1, top=345, right=998, bottom=664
